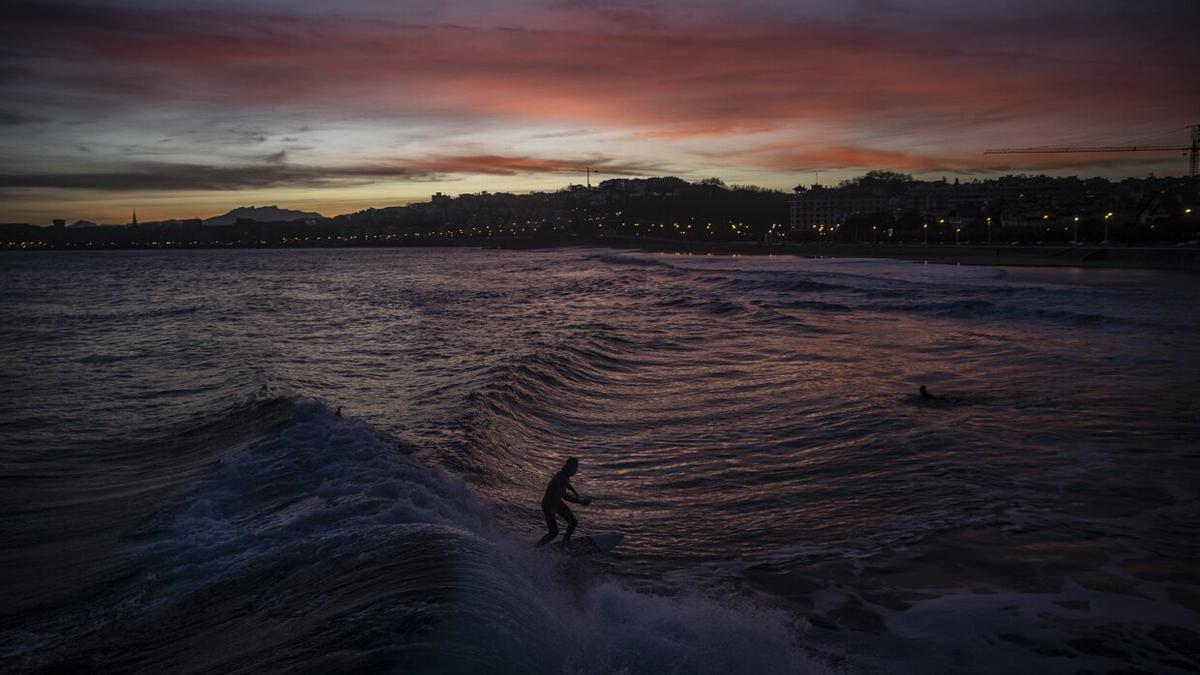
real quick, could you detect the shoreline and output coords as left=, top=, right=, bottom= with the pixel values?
left=499, top=236, right=1200, bottom=273
left=7, top=236, right=1200, bottom=273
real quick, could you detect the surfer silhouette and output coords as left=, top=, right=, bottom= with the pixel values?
left=919, top=385, right=942, bottom=401
left=537, top=457, right=591, bottom=547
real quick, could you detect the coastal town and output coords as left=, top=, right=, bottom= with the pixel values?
left=3, top=173, right=1197, bottom=255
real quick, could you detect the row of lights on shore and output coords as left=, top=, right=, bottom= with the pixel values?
left=7, top=210, right=1194, bottom=249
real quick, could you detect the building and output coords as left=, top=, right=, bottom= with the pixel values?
left=788, top=184, right=890, bottom=232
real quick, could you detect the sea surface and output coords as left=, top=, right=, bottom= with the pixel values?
left=1, top=248, right=1198, bottom=674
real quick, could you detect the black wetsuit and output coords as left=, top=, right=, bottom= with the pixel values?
left=538, top=470, right=582, bottom=545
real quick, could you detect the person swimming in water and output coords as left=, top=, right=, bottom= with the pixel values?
left=537, top=457, right=591, bottom=547
left=919, top=385, right=943, bottom=401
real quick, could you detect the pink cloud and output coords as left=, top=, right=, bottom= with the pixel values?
left=729, top=143, right=1183, bottom=174
left=1, top=2, right=1195, bottom=176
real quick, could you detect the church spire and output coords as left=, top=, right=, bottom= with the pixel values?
left=131, top=209, right=137, bottom=226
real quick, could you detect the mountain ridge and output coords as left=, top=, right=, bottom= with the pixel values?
left=203, top=205, right=325, bottom=226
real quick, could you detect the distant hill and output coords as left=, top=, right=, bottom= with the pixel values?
left=203, top=205, right=324, bottom=226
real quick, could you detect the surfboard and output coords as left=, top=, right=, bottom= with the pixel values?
left=562, top=531, right=624, bottom=555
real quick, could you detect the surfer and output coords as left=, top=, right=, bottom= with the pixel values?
left=919, top=385, right=942, bottom=401
left=537, top=457, right=591, bottom=547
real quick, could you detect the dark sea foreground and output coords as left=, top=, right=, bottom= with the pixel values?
left=1, top=248, right=1198, bottom=674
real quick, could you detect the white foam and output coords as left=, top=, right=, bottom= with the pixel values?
left=127, top=399, right=828, bottom=673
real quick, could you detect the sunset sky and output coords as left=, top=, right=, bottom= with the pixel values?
left=1, top=0, right=1196, bottom=224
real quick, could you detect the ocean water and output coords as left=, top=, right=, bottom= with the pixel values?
left=1, top=248, right=1198, bottom=674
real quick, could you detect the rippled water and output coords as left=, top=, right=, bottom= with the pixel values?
left=1, top=248, right=1198, bottom=673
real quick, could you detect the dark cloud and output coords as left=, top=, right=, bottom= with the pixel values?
left=0, top=162, right=428, bottom=191
left=0, top=109, right=41, bottom=126
left=163, top=126, right=276, bottom=147
left=410, top=154, right=658, bottom=176
left=0, top=153, right=655, bottom=191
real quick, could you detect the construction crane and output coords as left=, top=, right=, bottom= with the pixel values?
left=985, top=124, right=1199, bottom=176
left=569, top=167, right=609, bottom=188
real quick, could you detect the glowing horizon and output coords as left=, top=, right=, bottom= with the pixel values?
left=1, top=0, right=1196, bottom=224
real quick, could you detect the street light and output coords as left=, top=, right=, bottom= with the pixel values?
left=986, top=216, right=992, bottom=245
left=923, top=223, right=928, bottom=244
left=1104, top=212, right=1113, bottom=244
left=1073, top=215, right=1079, bottom=243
